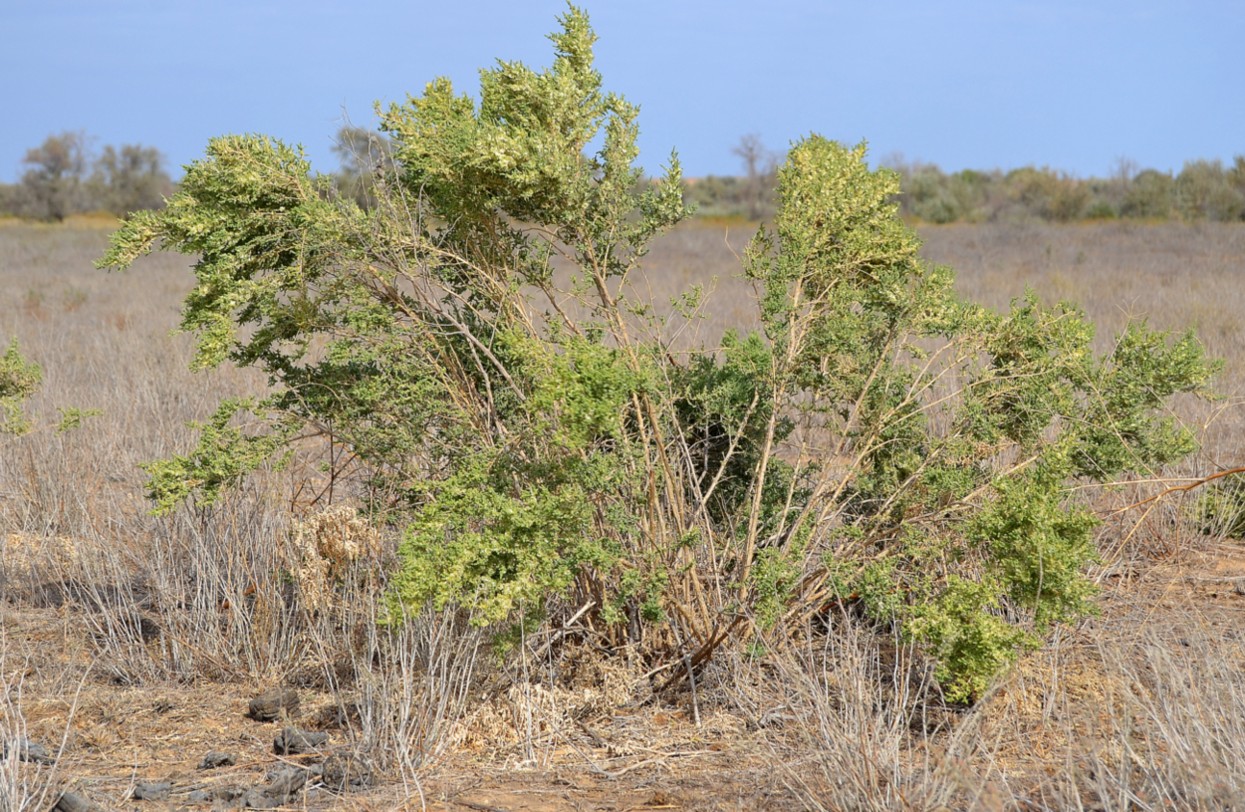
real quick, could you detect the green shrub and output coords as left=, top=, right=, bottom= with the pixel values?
left=99, top=7, right=1219, bottom=701
left=1198, top=474, right=1245, bottom=540
left=0, top=339, right=42, bottom=435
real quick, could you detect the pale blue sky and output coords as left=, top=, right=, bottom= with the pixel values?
left=2, top=1, right=1240, bottom=182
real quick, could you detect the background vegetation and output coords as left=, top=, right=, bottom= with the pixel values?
left=6, top=130, right=1241, bottom=227
left=683, top=144, right=1245, bottom=225
left=0, top=131, right=174, bottom=221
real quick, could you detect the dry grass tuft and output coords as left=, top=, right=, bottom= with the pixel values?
left=290, top=504, right=387, bottom=613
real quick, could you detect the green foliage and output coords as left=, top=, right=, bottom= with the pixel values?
left=55, top=406, right=103, bottom=433
left=0, top=339, right=42, bottom=435
left=740, top=135, right=1216, bottom=699
left=1, top=341, right=101, bottom=437
left=967, top=465, right=1098, bottom=628
left=906, top=576, right=1034, bottom=703
left=99, top=8, right=1219, bottom=701
left=1198, top=474, right=1245, bottom=540
left=392, top=454, right=600, bottom=624
left=141, top=399, right=293, bottom=515
left=880, top=157, right=1245, bottom=224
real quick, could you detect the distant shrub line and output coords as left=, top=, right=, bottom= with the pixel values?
left=7, top=128, right=1240, bottom=228
left=686, top=156, right=1245, bottom=224
left=0, top=132, right=175, bottom=222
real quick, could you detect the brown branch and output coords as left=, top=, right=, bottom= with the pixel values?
left=1107, top=465, right=1245, bottom=516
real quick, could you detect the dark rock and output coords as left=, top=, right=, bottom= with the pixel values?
left=132, top=781, right=172, bottom=801
left=322, top=752, right=375, bottom=791
left=241, top=766, right=309, bottom=807
left=243, top=787, right=279, bottom=809
left=272, top=762, right=322, bottom=780
left=198, top=750, right=237, bottom=769
left=29, top=580, right=71, bottom=608
left=266, top=765, right=309, bottom=796
left=246, top=688, right=299, bottom=722
left=52, top=791, right=97, bottom=812
left=137, top=614, right=162, bottom=642
left=273, top=726, right=327, bottom=755
left=311, top=700, right=361, bottom=730
left=212, top=785, right=246, bottom=802
left=3, top=737, right=54, bottom=764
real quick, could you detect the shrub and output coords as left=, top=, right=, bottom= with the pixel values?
left=0, top=340, right=42, bottom=436
left=1198, top=475, right=1245, bottom=540
left=1122, top=169, right=1176, bottom=219
left=1175, top=159, right=1245, bottom=222
left=98, top=7, right=1219, bottom=700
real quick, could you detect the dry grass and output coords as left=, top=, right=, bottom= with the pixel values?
left=2, top=220, right=1244, bottom=809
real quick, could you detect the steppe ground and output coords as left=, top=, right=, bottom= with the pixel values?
left=2, top=218, right=1245, bottom=810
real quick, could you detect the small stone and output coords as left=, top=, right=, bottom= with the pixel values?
left=243, top=766, right=309, bottom=807
left=266, top=765, right=308, bottom=795
left=132, top=781, right=172, bottom=801
left=322, top=752, right=374, bottom=791
left=212, top=785, right=246, bottom=802
left=243, top=786, right=280, bottom=809
left=138, top=614, right=162, bottom=642
left=52, top=791, right=97, bottom=812
left=273, top=726, right=328, bottom=755
left=247, top=688, right=299, bottom=722
left=198, top=750, right=236, bottom=769
left=3, top=738, right=54, bottom=764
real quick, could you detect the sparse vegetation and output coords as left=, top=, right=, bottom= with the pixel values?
left=0, top=340, right=41, bottom=436
left=684, top=151, right=1245, bottom=226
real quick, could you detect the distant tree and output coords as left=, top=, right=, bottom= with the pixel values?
left=87, top=144, right=174, bottom=215
left=331, top=124, right=394, bottom=208
left=1121, top=169, right=1175, bottom=219
left=731, top=133, right=778, bottom=219
left=1004, top=166, right=1088, bottom=222
left=1084, top=156, right=1140, bottom=219
left=1175, top=159, right=1244, bottom=222
left=898, top=162, right=994, bottom=223
left=16, top=131, right=91, bottom=221
left=1230, top=156, right=1245, bottom=197
left=0, top=183, right=16, bottom=217
left=681, top=174, right=746, bottom=216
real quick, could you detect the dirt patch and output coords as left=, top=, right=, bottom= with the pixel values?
left=5, top=539, right=1245, bottom=810
left=2, top=602, right=801, bottom=810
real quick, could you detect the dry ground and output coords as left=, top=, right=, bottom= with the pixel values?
left=3, top=218, right=1245, bottom=810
